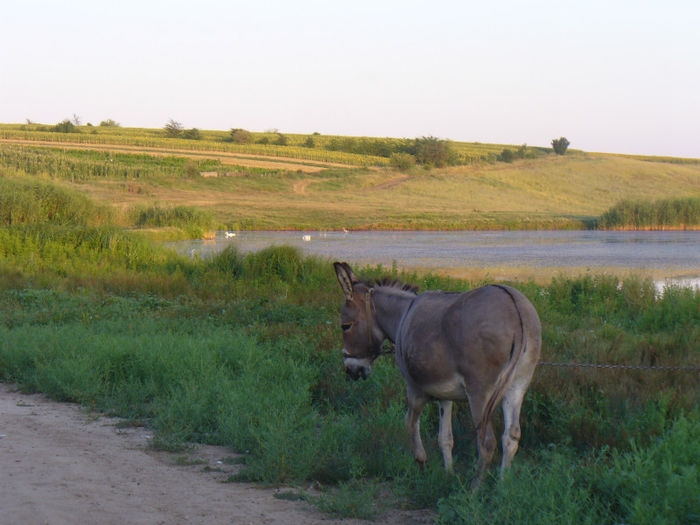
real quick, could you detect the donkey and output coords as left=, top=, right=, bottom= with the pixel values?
left=334, top=262, right=541, bottom=487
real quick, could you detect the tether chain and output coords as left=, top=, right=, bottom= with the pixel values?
left=538, top=361, right=700, bottom=372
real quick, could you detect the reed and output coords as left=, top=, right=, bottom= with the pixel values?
left=597, top=197, right=700, bottom=229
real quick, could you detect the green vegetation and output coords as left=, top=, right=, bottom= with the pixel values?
left=129, top=204, right=217, bottom=238
left=0, top=182, right=698, bottom=522
left=552, top=136, right=570, bottom=155
left=0, top=176, right=109, bottom=226
left=2, top=143, right=700, bottom=231
left=598, top=197, right=700, bottom=230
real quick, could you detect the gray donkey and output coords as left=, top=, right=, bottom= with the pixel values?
left=334, top=262, right=541, bottom=487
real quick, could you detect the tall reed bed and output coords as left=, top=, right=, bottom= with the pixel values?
left=598, top=197, right=700, bottom=229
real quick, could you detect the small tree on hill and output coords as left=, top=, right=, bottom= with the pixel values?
left=183, top=128, right=201, bottom=140
left=551, top=137, right=570, bottom=155
left=230, top=128, right=253, bottom=144
left=164, top=119, right=183, bottom=138
left=411, top=136, right=452, bottom=167
left=100, top=119, right=120, bottom=127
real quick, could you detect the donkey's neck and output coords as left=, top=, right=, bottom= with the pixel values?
left=373, top=286, right=417, bottom=344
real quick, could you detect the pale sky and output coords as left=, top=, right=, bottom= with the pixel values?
left=2, top=1, right=699, bottom=157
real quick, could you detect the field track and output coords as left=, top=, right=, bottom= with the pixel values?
left=0, top=384, right=432, bottom=525
left=0, top=138, right=356, bottom=173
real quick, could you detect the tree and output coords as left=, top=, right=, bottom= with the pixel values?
left=551, top=137, right=570, bottom=155
left=164, top=119, right=183, bottom=138
left=303, top=136, right=315, bottom=148
left=275, top=133, right=288, bottom=146
left=99, top=119, right=120, bottom=127
left=412, top=136, right=455, bottom=167
left=72, top=114, right=82, bottom=126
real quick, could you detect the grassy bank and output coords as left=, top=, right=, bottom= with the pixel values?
left=0, top=202, right=698, bottom=522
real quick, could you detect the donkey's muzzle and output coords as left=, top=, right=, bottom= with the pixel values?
left=343, top=356, right=371, bottom=381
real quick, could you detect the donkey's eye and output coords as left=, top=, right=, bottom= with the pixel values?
left=341, top=323, right=352, bottom=332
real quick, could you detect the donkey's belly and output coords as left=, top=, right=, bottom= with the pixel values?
left=421, top=375, right=467, bottom=401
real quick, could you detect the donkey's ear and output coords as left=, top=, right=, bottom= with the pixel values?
left=333, top=262, right=356, bottom=300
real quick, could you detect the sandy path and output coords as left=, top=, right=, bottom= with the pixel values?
left=0, top=384, right=433, bottom=525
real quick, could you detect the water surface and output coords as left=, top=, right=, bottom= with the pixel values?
left=167, top=230, right=699, bottom=285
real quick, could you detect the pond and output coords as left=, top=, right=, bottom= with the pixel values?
left=167, top=230, right=700, bottom=288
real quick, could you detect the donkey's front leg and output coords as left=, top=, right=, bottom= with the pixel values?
left=438, top=400, right=454, bottom=471
left=406, top=389, right=428, bottom=467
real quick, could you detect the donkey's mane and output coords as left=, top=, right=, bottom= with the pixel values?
left=366, top=277, right=419, bottom=295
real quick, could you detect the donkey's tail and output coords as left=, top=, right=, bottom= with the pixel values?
left=477, top=285, right=527, bottom=446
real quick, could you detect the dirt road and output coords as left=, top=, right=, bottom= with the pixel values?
left=0, top=384, right=433, bottom=525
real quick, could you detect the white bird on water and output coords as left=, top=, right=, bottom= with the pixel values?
left=302, top=235, right=311, bottom=241
left=225, top=231, right=236, bottom=238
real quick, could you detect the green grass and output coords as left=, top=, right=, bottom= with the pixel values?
left=0, top=204, right=698, bottom=521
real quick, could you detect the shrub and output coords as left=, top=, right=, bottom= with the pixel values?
left=551, top=137, right=570, bottom=155
left=389, top=152, right=416, bottom=171
left=275, top=133, right=288, bottom=146
left=303, top=136, right=315, bottom=148
left=182, top=128, right=201, bottom=140
left=500, top=148, right=515, bottom=163
left=229, top=128, right=253, bottom=144
left=99, top=119, right=120, bottom=127
left=51, top=120, right=78, bottom=133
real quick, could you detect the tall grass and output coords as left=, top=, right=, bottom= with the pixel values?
left=0, top=176, right=110, bottom=226
left=129, top=204, right=217, bottom=238
left=598, top=197, right=700, bottom=229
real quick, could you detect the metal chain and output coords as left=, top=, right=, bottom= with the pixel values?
left=538, top=361, right=700, bottom=372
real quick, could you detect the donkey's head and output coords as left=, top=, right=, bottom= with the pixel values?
left=334, top=262, right=384, bottom=380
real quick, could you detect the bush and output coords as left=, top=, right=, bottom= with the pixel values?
left=389, top=152, right=416, bottom=171
left=551, top=137, right=570, bottom=155
left=99, top=119, right=120, bottom=127
left=51, top=120, right=78, bottom=133
left=275, top=133, right=288, bottom=146
left=303, top=136, right=315, bottom=148
left=229, top=128, right=253, bottom=144
left=500, top=148, right=514, bottom=163
left=182, top=128, right=201, bottom=140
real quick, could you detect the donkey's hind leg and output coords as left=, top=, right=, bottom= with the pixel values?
left=438, top=400, right=454, bottom=471
left=467, top=393, right=497, bottom=489
left=406, top=388, right=429, bottom=467
left=500, top=379, right=528, bottom=475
